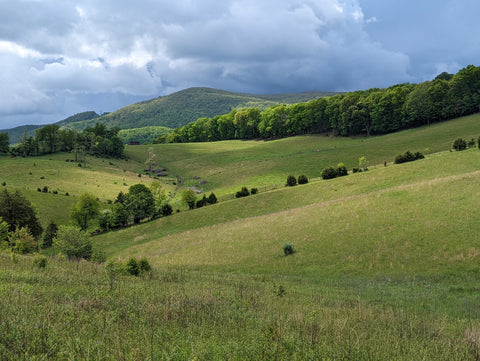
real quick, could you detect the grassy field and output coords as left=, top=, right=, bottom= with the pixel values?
left=125, top=113, right=480, bottom=197
left=2, top=115, right=480, bottom=359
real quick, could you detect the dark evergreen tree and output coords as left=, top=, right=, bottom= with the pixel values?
left=0, top=189, right=43, bottom=239
left=42, top=221, right=58, bottom=249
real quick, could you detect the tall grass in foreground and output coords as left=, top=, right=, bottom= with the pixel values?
left=1, top=253, right=479, bottom=360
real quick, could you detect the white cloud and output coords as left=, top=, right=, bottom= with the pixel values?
left=0, top=0, right=478, bottom=128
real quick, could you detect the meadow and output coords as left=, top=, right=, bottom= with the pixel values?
left=1, top=114, right=480, bottom=359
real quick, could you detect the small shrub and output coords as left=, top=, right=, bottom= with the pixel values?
left=138, top=258, right=151, bottom=272
left=477, top=136, right=480, bottom=148
left=336, top=163, right=348, bottom=177
left=196, top=195, right=209, bottom=208
left=352, top=167, right=361, bottom=173
left=40, top=176, right=45, bottom=179
left=321, top=166, right=337, bottom=180
left=298, top=175, right=308, bottom=184
left=42, top=186, right=48, bottom=193
left=453, top=138, right=467, bottom=151
left=286, top=175, right=297, bottom=187
left=208, top=192, right=218, bottom=204
left=395, top=150, right=424, bottom=164
left=468, top=138, right=476, bottom=148
left=1, top=181, right=5, bottom=186
left=250, top=188, right=258, bottom=195
left=37, top=188, right=42, bottom=192
left=126, top=258, right=140, bottom=276
left=283, top=243, right=296, bottom=256
left=235, top=186, right=250, bottom=198
left=52, top=190, right=58, bottom=194
left=78, top=163, right=82, bottom=167
left=161, top=203, right=173, bottom=217
left=34, top=256, right=48, bottom=269
left=65, top=192, right=69, bottom=196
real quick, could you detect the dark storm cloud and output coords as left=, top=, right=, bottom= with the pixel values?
left=0, top=0, right=478, bottom=128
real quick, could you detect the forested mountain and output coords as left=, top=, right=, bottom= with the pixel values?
left=161, top=65, right=480, bottom=143
left=61, top=88, right=336, bottom=131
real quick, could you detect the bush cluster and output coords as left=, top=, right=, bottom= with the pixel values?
left=125, top=257, right=151, bottom=276
left=394, top=150, right=425, bottom=164
left=196, top=193, right=218, bottom=208
left=322, top=163, right=348, bottom=180
left=285, top=174, right=309, bottom=187
left=235, top=187, right=251, bottom=198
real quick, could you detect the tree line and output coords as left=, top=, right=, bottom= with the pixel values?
left=155, top=65, right=480, bottom=143
left=0, top=123, right=124, bottom=158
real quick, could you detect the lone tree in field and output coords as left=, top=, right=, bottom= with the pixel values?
left=0, top=189, right=43, bottom=240
left=145, top=147, right=157, bottom=172
left=124, top=184, right=156, bottom=224
left=71, top=193, right=100, bottom=230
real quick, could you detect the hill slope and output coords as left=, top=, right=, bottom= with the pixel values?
left=64, top=87, right=336, bottom=131
left=0, top=111, right=100, bottom=145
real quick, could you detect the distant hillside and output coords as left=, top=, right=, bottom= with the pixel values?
left=1, top=111, right=99, bottom=145
left=63, top=87, right=335, bottom=131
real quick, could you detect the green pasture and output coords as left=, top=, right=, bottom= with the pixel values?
left=125, top=113, right=480, bottom=196
left=0, top=153, right=176, bottom=227
left=2, top=115, right=480, bottom=359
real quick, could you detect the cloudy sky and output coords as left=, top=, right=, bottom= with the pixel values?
left=1, top=0, right=479, bottom=128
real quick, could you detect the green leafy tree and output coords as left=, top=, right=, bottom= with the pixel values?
left=336, top=163, right=348, bottom=177
left=124, top=184, right=156, bottom=224
left=71, top=193, right=100, bottom=230
left=0, top=189, right=43, bottom=239
left=359, top=156, right=368, bottom=171
left=11, top=227, right=36, bottom=254
left=42, top=221, right=58, bottom=249
left=110, top=203, right=129, bottom=228
left=150, top=181, right=167, bottom=208
left=181, top=189, right=197, bottom=210
left=0, top=133, right=9, bottom=153
left=36, top=124, right=60, bottom=154
left=54, top=226, right=93, bottom=260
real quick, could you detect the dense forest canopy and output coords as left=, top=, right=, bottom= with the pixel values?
left=4, top=123, right=124, bottom=158
left=157, top=65, right=480, bottom=143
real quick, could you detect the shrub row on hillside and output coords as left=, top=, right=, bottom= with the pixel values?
left=394, top=150, right=425, bottom=164
left=322, top=163, right=348, bottom=180
left=286, top=174, right=308, bottom=187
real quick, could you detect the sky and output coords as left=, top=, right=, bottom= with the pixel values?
left=1, top=0, right=479, bottom=129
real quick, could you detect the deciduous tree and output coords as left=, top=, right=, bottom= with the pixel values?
left=71, top=193, right=100, bottom=230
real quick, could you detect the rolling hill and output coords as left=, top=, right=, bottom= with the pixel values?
left=58, top=87, right=337, bottom=131
left=2, top=113, right=480, bottom=359
left=0, top=111, right=100, bottom=145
